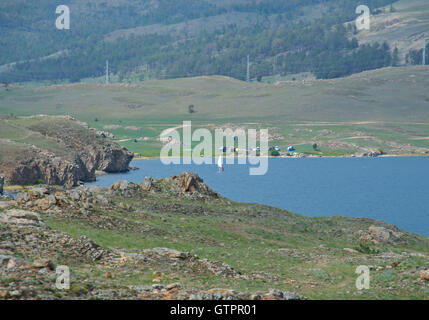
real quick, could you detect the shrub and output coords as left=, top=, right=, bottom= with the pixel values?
left=356, top=239, right=379, bottom=254
left=35, top=179, right=45, bottom=185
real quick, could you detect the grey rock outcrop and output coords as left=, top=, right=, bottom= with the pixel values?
left=0, top=209, right=45, bottom=227
left=166, top=172, right=219, bottom=198
left=9, top=155, right=87, bottom=188
left=368, top=225, right=403, bottom=243
left=108, top=180, right=140, bottom=197
left=0, top=116, right=133, bottom=188
left=358, top=225, right=404, bottom=244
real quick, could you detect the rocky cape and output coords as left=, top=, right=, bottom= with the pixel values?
left=0, top=172, right=306, bottom=300
left=0, top=115, right=133, bottom=189
left=1, top=171, right=429, bottom=300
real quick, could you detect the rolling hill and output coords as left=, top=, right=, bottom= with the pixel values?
left=1, top=66, right=429, bottom=157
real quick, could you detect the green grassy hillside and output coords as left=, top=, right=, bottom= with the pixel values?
left=1, top=66, right=429, bottom=157
left=2, top=66, right=428, bottom=122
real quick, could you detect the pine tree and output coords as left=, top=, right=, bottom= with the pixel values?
left=392, top=47, right=400, bottom=67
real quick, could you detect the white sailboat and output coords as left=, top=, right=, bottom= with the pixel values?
left=217, top=155, right=224, bottom=171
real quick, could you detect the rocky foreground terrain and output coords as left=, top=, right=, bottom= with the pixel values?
left=1, top=172, right=429, bottom=300
left=0, top=115, right=133, bottom=188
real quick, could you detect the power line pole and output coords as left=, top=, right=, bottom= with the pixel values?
left=246, top=55, right=250, bottom=82
left=105, top=60, right=109, bottom=84
left=423, top=39, right=426, bottom=66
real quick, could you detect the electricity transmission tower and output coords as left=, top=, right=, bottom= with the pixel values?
left=105, top=60, right=109, bottom=84
left=246, top=55, right=250, bottom=82
left=423, top=39, right=426, bottom=66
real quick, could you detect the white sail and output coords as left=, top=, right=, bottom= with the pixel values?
left=217, top=155, right=223, bottom=168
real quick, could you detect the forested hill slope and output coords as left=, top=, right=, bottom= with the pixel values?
left=0, top=0, right=411, bottom=83
left=352, top=0, right=429, bottom=64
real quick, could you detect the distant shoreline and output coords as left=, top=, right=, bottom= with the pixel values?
left=132, top=154, right=429, bottom=161
left=3, top=155, right=428, bottom=192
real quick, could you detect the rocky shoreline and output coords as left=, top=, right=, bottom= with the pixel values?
left=0, top=173, right=307, bottom=300
left=1, top=171, right=429, bottom=300
left=0, top=115, right=133, bottom=189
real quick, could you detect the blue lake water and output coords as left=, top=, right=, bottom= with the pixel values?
left=88, top=157, right=429, bottom=237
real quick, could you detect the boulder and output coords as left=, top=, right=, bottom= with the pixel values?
left=181, top=172, right=199, bottom=192
left=28, top=187, right=50, bottom=199
left=108, top=180, right=140, bottom=196
left=95, top=194, right=110, bottom=206
left=16, top=192, right=30, bottom=203
left=83, top=185, right=106, bottom=194
left=358, top=225, right=404, bottom=245
left=109, top=180, right=133, bottom=191
left=35, top=194, right=57, bottom=210
left=140, top=177, right=153, bottom=191
left=362, top=150, right=383, bottom=157
left=32, top=258, right=55, bottom=270
left=16, top=187, right=52, bottom=208
left=0, top=209, right=45, bottom=227
left=147, top=247, right=189, bottom=260
left=0, top=255, right=14, bottom=267
left=420, top=270, right=429, bottom=281
left=74, top=236, right=106, bottom=261
left=368, top=225, right=402, bottom=243
left=95, top=130, right=115, bottom=139
left=169, top=172, right=218, bottom=198
left=264, top=289, right=306, bottom=300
